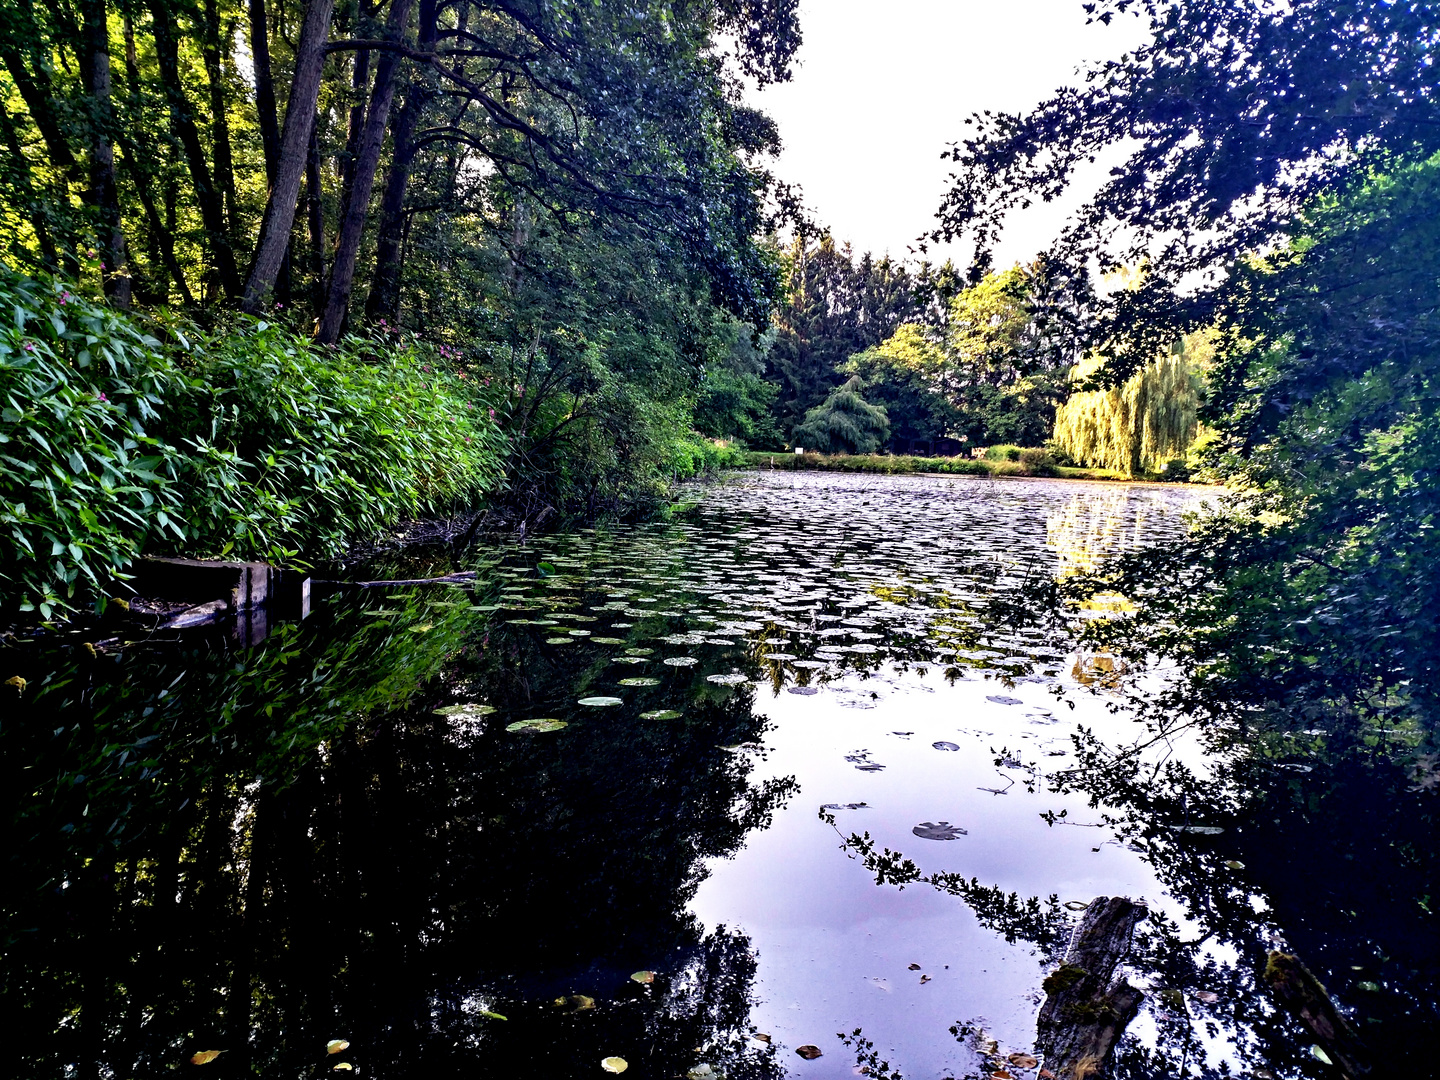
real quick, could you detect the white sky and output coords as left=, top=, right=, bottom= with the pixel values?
left=745, top=0, right=1149, bottom=269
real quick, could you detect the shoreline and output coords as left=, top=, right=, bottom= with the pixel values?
left=735, top=451, right=1216, bottom=487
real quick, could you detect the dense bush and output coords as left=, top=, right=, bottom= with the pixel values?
left=0, top=269, right=505, bottom=617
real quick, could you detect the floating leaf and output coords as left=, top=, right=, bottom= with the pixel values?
left=640, top=710, right=682, bottom=720
left=707, top=673, right=748, bottom=685
left=601, top=1057, right=629, bottom=1074
left=629, top=970, right=655, bottom=984
left=752, top=1033, right=771, bottom=1043
left=1063, top=901, right=1090, bottom=911
left=593, top=637, right=627, bottom=645
left=544, top=637, right=577, bottom=645
left=612, top=656, right=647, bottom=665
left=908, top=963, right=922, bottom=970
left=795, top=1045, right=823, bottom=1060
left=1008, top=1053, right=1038, bottom=1069
left=478, top=1010, right=507, bottom=1020
left=578, top=696, right=623, bottom=706
left=568, top=629, right=592, bottom=637
left=326, top=1040, right=350, bottom=1055
left=333, top=1064, right=353, bottom=1072
left=990, top=1071, right=1013, bottom=1079
left=787, top=686, right=819, bottom=695
left=433, top=703, right=495, bottom=717
left=912, top=821, right=967, bottom=840
left=617, top=677, right=660, bottom=687
left=536, top=561, right=557, bottom=577
left=1310, top=1046, right=1333, bottom=1066
left=932, top=741, right=960, bottom=751
left=763, top=652, right=798, bottom=661
left=190, top=1051, right=223, bottom=1065
left=1224, top=859, right=1245, bottom=870
left=663, top=656, right=698, bottom=666
left=623, top=648, right=654, bottom=656
left=1193, top=990, right=1219, bottom=1004
left=986, top=695, right=1023, bottom=705
left=553, top=994, right=595, bottom=1012
left=505, top=719, right=568, bottom=733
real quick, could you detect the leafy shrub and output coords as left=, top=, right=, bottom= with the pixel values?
left=165, top=320, right=507, bottom=564
left=982, top=444, right=1025, bottom=461
left=0, top=269, right=506, bottom=617
left=0, top=269, right=188, bottom=617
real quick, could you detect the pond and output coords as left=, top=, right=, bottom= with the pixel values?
left=3, top=470, right=1433, bottom=1078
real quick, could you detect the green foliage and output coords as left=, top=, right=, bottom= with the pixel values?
left=848, top=265, right=1071, bottom=448
left=1052, top=336, right=1209, bottom=476
left=167, top=319, right=506, bottom=565
left=792, top=375, right=890, bottom=454
left=0, top=269, right=187, bottom=617
left=0, top=267, right=505, bottom=615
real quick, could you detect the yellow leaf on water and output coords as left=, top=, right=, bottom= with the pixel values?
left=601, top=1057, right=629, bottom=1073
left=327, top=1040, right=350, bottom=1055
left=190, top=1051, right=222, bottom=1065
left=629, top=970, right=655, bottom=984
left=333, top=1064, right=354, bottom=1071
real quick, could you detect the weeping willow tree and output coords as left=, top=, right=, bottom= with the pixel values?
left=793, top=376, right=891, bottom=454
left=1053, top=334, right=1210, bottom=475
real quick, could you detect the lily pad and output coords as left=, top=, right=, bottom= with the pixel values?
left=568, top=629, right=592, bottom=637
left=640, top=709, right=682, bottom=720
left=663, top=656, right=698, bottom=666
left=763, top=652, right=799, bottom=661
left=506, top=719, right=568, bottom=733
left=932, top=741, right=961, bottom=751
left=618, top=677, right=660, bottom=687
left=545, top=637, right=577, bottom=645
left=612, top=656, right=647, bottom=665
left=791, top=659, right=829, bottom=669
left=913, top=821, right=967, bottom=840
left=788, top=686, right=819, bottom=695
left=593, top=637, right=627, bottom=645
left=623, top=647, right=654, bottom=656
left=986, top=695, right=1024, bottom=705
left=578, top=696, right=623, bottom=707
left=707, top=673, right=748, bottom=685
left=433, top=703, right=497, bottom=717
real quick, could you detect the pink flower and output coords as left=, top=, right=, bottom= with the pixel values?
left=489, top=408, right=496, bottom=419
left=23, top=342, right=35, bottom=352
left=96, top=392, right=108, bottom=402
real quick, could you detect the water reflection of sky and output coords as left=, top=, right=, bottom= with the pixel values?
left=523, top=472, right=1212, bottom=1074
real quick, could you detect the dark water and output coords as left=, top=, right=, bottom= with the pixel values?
left=3, top=472, right=1434, bottom=1079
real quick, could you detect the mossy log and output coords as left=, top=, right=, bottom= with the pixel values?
left=1036, top=896, right=1147, bottom=1080
left=1263, top=952, right=1370, bottom=1077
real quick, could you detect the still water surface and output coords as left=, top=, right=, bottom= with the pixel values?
left=5, top=471, right=1427, bottom=1078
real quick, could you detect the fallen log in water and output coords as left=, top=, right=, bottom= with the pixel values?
left=1264, top=951, right=1371, bottom=1078
left=1036, top=895, right=1147, bottom=1080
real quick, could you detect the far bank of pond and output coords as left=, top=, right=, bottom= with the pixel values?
left=738, top=449, right=1189, bottom=483
left=2, top=470, right=1429, bottom=1079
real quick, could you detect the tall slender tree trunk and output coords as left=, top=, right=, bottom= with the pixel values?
left=316, top=0, right=413, bottom=342
left=305, top=119, right=327, bottom=316
left=242, top=0, right=337, bottom=312
left=0, top=98, right=59, bottom=268
left=118, top=138, right=195, bottom=304
left=247, top=0, right=281, bottom=184
left=202, top=0, right=239, bottom=233
left=364, top=0, right=435, bottom=322
left=79, top=0, right=131, bottom=306
left=340, top=40, right=372, bottom=214
left=148, top=0, right=242, bottom=298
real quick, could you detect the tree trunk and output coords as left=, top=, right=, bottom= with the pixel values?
left=1264, top=952, right=1371, bottom=1078
left=148, top=0, right=242, bottom=298
left=364, top=0, right=435, bottom=322
left=0, top=98, right=59, bottom=268
left=305, top=118, right=327, bottom=316
left=246, top=0, right=281, bottom=184
left=1035, top=896, right=1147, bottom=1080
left=118, top=137, right=195, bottom=304
left=201, top=0, right=239, bottom=233
left=316, top=0, right=414, bottom=342
left=340, top=42, right=372, bottom=215
left=242, top=0, right=337, bottom=312
left=79, top=0, right=131, bottom=306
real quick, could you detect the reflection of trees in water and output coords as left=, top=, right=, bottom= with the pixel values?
left=826, top=719, right=1437, bottom=1078
left=1, top=595, right=794, bottom=1079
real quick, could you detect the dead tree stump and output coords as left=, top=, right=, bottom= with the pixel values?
left=1036, top=895, right=1147, bottom=1080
